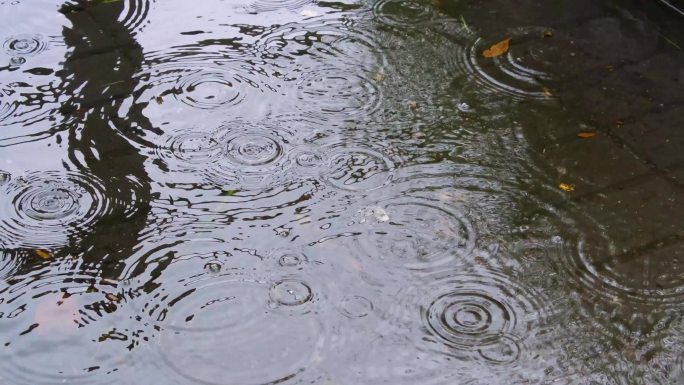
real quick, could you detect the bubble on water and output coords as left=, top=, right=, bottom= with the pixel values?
left=9, top=56, right=25, bottom=67
left=270, top=249, right=309, bottom=268
left=289, top=147, right=325, bottom=177
left=269, top=279, right=313, bottom=307
left=203, top=261, right=223, bottom=273
left=3, top=34, right=48, bottom=57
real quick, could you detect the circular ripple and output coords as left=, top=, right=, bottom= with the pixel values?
left=421, top=268, right=548, bottom=361
left=459, top=27, right=576, bottom=100
left=119, top=0, right=154, bottom=34
left=249, top=0, right=311, bottom=13
left=290, top=147, right=325, bottom=177
left=127, top=243, right=325, bottom=385
left=175, top=70, right=252, bottom=110
left=0, top=171, right=132, bottom=248
left=0, top=247, right=23, bottom=280
left=373, top=0, right=441, bottom=27
left=339, top=295, right=373, bottom=318
left=134, top=61, right=271, bottom=117
left=204, top=122, right=295, bottom=188
left=0, top=86, right=18, bottom=122
left=321, top=145, right=396, bottom=192
left=269, top=248, right=309, bottom=268
left=0, top=269, right=140, bottom=385
left=296, top=68, right=382, bottom=120
left=3, top=34, right=48, bottom=57
left=269, top=279, right=313, bottom=307
left=155, top=129, right=223, bottom=171
left=354, top=197, right=475, bottom=269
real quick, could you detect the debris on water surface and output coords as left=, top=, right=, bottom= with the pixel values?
left=372, top=207, right=390, bottom=222
left=559, top=183, right=575, bottom=192
left=34, top=249, right=52, bottom=260
left=577, top=132, right=597, bottom=138
left=482, top=38, right=511, bottom=58
left=408, top=100, right=418, bottom=110
left=373, top=72, right=385, bottom=82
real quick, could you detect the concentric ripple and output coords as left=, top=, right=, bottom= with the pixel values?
left=204, top=122, right=295, bottom=188
left=320, top=145, right=396, bottom=192
left=0, top=247, right=23, bottom=280
left=154, top=129, right=223, bottom=171
left=373, top=0, right=442, bottom=27
left=249, top=0, right=311, bottom=13
left=134, top=61, right=271, bottom=116
left=421, top=268, right=550, bottom=363
left=0, top=87, right=18, bottom=122
left=353, top=196, right=475, bottom=269
left=125, top=240, right=325, bottom=385
left=3, top=34, right=49, bottom=57
left=0, top=171, right=134, bottom=248
left=296, top=67, right=382, bottom=120
left=118, top=0, right=155, bottom=34
left=457, top=27, right=576, bottom=100
left=0, top=268, right=141, bottom=385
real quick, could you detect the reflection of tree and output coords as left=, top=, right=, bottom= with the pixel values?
left=57, top=0, right=152, bottom=279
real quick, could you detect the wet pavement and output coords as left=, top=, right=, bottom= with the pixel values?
left=1, top=0, right=683, bottom=384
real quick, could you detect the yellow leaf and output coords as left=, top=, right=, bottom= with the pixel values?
left=482, top=38, right=511, bottom=58
left=542, top=87, right=553, bottom=98
left=559, top=183, right=575, bottom=192
left=35, top=249, right=52, bottom=260
left=543, top=31, right=553, bottom=38
left=577, top=132, right=596, bottom=138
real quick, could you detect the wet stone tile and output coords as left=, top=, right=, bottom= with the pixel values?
left=577, top=175, right=684, bottom=253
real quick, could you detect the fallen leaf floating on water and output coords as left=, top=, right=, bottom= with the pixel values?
left=559, top=183, right=575, bottom=192
left=577, top=132, right=597, bottom=138
left=373, top=72, right=385, bottom=82
left=155, top=95, right=164, bottom=105
left=408, top=101, right=418, bottom=110
left=543, top=30, right=553, bottom=38
left=542, top=87, right=553, bottom=98
left=34, top=249, right=53, bottom=260
left=482, top=38, right=511, bottom=58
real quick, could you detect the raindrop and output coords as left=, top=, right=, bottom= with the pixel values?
left=3, top=34, right=48, bottom=57
left=204, top=261, right=222, bottom=273
left=269, top=279, right=313, bottom=307
left=339, top=295, right=373, bottom=318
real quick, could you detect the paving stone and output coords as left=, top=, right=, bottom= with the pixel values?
left=577, top=175, right=684, bottom=253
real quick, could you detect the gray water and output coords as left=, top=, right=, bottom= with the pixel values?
left=1, top=0, right=683, bottom=384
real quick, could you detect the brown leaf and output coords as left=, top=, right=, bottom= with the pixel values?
left=35, top=249, right=53, bottom=260
left=482, top=38, right=511, bottom=58
left=408, top=101, right=418, bottom=110
left=543, top=31, right=553, bottom=38
left=577, top=132, right=596, bottom=138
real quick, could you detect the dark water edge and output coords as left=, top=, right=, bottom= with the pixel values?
left=0, top=0, right=683, bottom=384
